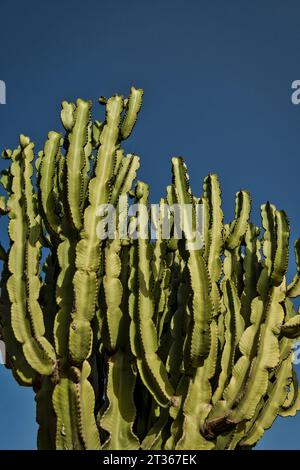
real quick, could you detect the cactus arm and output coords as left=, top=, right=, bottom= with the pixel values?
left=152, top=200, right=168, bottom=330
left=70, top=96, right=123, bottom=365
left=100, top=351, right=139, bottom=450
left=23, top=142, right=45, bottom=337
left=120, top=87, right=143, bottom=140
left=23, top=141, right=55, bottom=340
left=207, top=296, right=264, bottom=423
left=152, top=199, right=166, bottom=276
left=80, top=120, right=93, bottom=209
left=102, top=238, right=123, bottom=352
left=203, top=175, right=223, bottom=314
left=261, top=202, right=276, bottom=269
left=257, top=203, right=276, bottom=295
left=112, top=154, right=140, bottom=244
left=92, top=119, right=104, bottom=148
left=113, top=148, right=124, bottom=176
left=128, top=239, right=139, bottom=356
left=271, top=210, right=289, bottom=287
left=226, top=190, right=251, bottom=250
left=109, top=153, right=140, bottom=245
left=152, top=198, right=177, bottom=335
left=212, top=280, right=244, bottom=404
left=257, top=205, right=289, bottom=296
left=131, top=181, right=174, bottom=407
left=75, top=361, right=100, bottom=449
left=230, top=285, right=285, bottom=421
left=70, top=127, right=139, bottom=361
left=7, top=147, right=31, bottom=343
left=203, top=174, right=223, bottom=279
left=166, top=183, right=177, bottom=211
left=53, top=239, right=76, bottom=357
left=170, top=157, right=194, bottom=251
left=56, top=150, right=66, bottom=201
left=240, top=354, right=293, bottom=446
left=157, top=259, right=173, bottom=339
left=212, top=205, right=291, bottom=423
left=22, top=337, right=55, bottom=375
left=52, top=149, right=70, bottom=239
left=110, top=154, right=140, bottom=206
left=240, top=224, right=260, bottom=326
left=0, top=260, right=35, bottom=385
left=171, top=157, right=212, bottom=363
left=287, top=239, right=300, bottom=297
left=223, top=246, right=244, bottom=294
left=60, top=100, right=75, bottom=131
left=175, top=320, right=218, bottom=450
left=39, top=131, right=62, bottom=237
left=24, top=148, right=58, bottom=371
left=75, top=94, right=124, bottom=272
left=65, top=99, right=91, bottom=230
left=73, top=152, right=139, bottom=360
left=7, top=142, right=56, bottom=375
left=53, top=361, right=100, bottom=450
left=201, top=196, right=210, bottom=261
left=187, top=250, right=212, bottom=364
left=52, top=376, right=83, bottom=450
left=171, top=156, right=193, bottom=206
left=3, top=327, right=35, bottom=385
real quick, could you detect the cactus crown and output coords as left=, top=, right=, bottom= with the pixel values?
left=0, top=87, right=300, bottom=450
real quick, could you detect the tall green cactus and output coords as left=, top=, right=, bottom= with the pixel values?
left=1, top=87, right=300, bottom=450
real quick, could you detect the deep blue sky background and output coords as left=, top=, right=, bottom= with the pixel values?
left=1, top=0, right=300, bottom=449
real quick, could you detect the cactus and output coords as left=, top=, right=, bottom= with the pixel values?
left=0, top=87, right=300, bottom=450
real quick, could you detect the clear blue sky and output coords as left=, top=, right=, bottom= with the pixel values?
left=1, top=0, right=300, bottom=449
